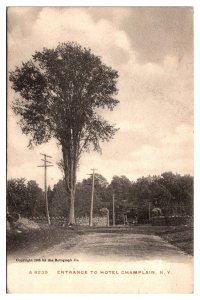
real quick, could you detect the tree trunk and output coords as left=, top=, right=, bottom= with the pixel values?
left=62, top=145, right=77, bottom=225
left=68, top=189, right=76, bottom=224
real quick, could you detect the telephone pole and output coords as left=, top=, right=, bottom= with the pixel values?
left=89, top=168, right=97, bottom=227
left=37, top=153, right=53, bottom=225
left=148, top=200, right=151, bottom=222
left=112, top=193, right=115, bottom=226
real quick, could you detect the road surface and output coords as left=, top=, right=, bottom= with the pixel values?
left=9, top=231, right=192, bottom=262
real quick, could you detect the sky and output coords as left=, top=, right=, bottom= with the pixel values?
left=7, top=6, right=193, bottom=188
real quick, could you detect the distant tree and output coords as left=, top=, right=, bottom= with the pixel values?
left=93, top=173, right=109, bottom=189
left=75, top=180, right=91, bottom=217
left=108, top=175, right=132, bottom=223
left=7, top=178, right=44, bottom=217
left=131, top=177, right=152, bottom=207
left=26, top=180, right=45, bottom=217
left=110, top=175, right=132, bottom=204
left=129, top=173, right=193, bottom=217
left=159, top=173, right=193, bottom=215
left=158, top=172, right=179, bottom=215
left=50, top=180, right=68, bottom=217
left=9, top=42, right=119, bottom=224
left=7, top=178, right=27, bottom=215
left=75, top=173, right=109, bottom=217
left=178, top=175, right=193, bottom=215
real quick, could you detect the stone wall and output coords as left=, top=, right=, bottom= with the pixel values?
left=76, top=216, right=108, bottom=227
left=30, top=215, right=109, bottom=227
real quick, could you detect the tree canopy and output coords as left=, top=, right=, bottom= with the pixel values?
left=10, top=42, right=119, bottom=151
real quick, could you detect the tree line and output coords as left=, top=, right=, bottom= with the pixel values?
left=7, top=172, right=193, bottom=224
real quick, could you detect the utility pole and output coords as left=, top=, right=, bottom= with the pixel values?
left=112, top=193, right=115, bottom=226
left=107, top=209, right=110, bottom=227
left=89, top=168, right=96, bottom=227
left=37, top=153, right=53, bottom=225
left=148, top=200, right=151, bottom=222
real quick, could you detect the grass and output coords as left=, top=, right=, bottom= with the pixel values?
left=155, top=225, right=193, bottom=255
left=7, top=224, right=80, bottom=255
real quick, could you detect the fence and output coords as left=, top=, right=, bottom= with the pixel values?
left=76, top=216, right=108, bottom=227
left=30, top=215, right=108, bottom=227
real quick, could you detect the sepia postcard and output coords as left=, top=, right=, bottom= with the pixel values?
left=7, top=5, right=194, bottom=293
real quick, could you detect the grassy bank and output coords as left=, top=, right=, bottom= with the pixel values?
left=7, top=224, right=81, bottom=255
left=155, top=225, right=193, bottom=255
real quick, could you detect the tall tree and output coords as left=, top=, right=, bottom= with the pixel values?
left=9, top=42, right=119, bottom=224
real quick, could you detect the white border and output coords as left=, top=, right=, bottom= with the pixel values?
left=194, top=0, right=200, bottom=298
left=0, top=2, right=7, bottom=299
left=1, top=0, right=199, bottom=299
left=0, top=0, right=197, bottom=7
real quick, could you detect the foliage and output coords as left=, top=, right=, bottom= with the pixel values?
left=9, top=42, right=119, bottom=223
left=48, top=180, right=68, bottom=217
left=7, top=178, right=45, bottom=217
left=75, top=173, right=109, bottom=217
left=51, top=172, right=193, bottom=223
left=110, top=175, right=132, bottom=197
left=108, top=175, right=132, bottom=223
left=131, top=172, right=193, bottom=217
left=7, top=172, right=193, bottom=223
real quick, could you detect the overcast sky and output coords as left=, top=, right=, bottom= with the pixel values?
left=7, top=7, right=193, bottom=188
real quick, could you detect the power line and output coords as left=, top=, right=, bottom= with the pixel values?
left=37, top=153, right=53, bottom=225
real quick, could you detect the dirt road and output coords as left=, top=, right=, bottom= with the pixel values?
left=10, top=231, right=192, bottom=262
